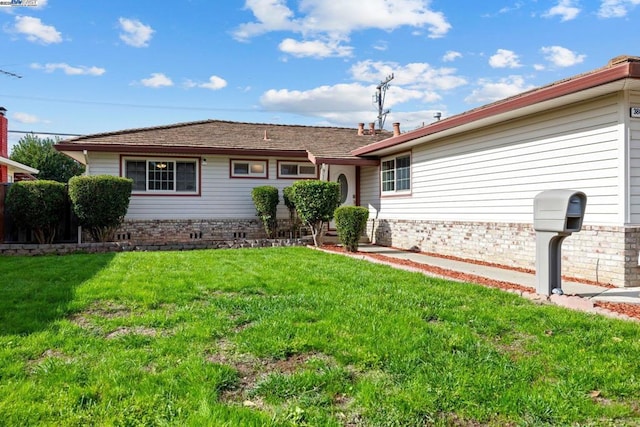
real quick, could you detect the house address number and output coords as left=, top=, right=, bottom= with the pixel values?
left=631, top=107, right=640, bottom=118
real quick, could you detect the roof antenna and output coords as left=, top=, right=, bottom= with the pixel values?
left=373, top=73, right=394, bottom=130
left=433, top=111, right=442, bottom=121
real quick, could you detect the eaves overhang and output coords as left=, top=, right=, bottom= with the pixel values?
left=54, top=143, right=308, bottom=159
left=307, top=152, right=379, bottom=166
left=353, top=59, right=640, bottom=157
left=0, top=156, right=39, bottom=174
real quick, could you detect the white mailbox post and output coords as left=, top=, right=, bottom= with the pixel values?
left=533, top=190, right=587, bottom=296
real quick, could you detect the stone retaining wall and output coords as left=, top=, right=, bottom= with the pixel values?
left=0, top=238, right=310, bottom=256
left=368, top=218, right=640, bottom=288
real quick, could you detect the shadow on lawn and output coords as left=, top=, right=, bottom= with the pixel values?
left=0, top=253, right=116, bottom=335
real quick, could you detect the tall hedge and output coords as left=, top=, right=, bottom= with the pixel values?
left=290, top=180, right=340, bottom=246
left=68, top=175, right=133, bottom=242
left=251, top=186, right=279, bottom=238
left=5, top=180, right=67, bottom=244
left=334, top=206, right=369, bottom=252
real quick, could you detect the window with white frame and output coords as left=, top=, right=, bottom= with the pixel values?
left=278, top=161, right=317, bottom=178
left=124, top=158, right=198, bottom=193
left=381, top=153, right=411, bottom=194
left=231, top=159, right=268, bottom=178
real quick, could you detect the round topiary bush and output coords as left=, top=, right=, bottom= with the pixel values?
left=290, top=180, right=340, bottom=247
left=334, top=206, right=369, bottom=252
left=68, top=175, right=133, bottom=242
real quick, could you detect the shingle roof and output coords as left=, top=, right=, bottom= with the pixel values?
left=55, top=120, right=392, bottom=164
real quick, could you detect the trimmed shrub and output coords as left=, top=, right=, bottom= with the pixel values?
left=68, top=175, right=133, bottom=242
left=334, top=206, right=369, bottom=252
left=290, top=180, right=340, bottom=247
left=5, top=180, right=67, bottom=244
left=251, top=186, right=279, bottom=238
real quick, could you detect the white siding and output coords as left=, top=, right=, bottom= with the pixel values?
left=360, top=165, right=380, bottom=217
left=628, top=91, right=640, bottom=224
left=87, top=153, right=310, bottom=220
left=373, top=94, right=623, bottom=225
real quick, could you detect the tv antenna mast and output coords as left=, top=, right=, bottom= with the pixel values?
left=373, top=73, right=393, bottom=130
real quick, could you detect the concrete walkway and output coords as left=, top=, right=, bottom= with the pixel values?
left=355, top=244, right=640, bottom=306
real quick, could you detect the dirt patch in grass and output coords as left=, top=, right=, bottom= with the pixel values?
left=83, top=302, right=131, bottom=318
left=105, top=326, right=160, bottom=339
left=28, top=349, right=74, bottom=373
left=209, top=340, right=341, bottom=406
left=68, top=302, right=170, bottom=339
left=68, top=302, right=132, bottom=332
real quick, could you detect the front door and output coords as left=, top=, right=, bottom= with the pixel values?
left=329, top=165, right=356, bottom=229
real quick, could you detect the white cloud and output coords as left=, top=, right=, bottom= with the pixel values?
left=259, top=59, right=466, bottom=128
left=349, top=60, right=467, bottom=91
left=442, top=50, right=462, bottom=62
left=118, top=17, right=154, bottom=47
left=373, top=40, right=388, bottom=51
left=598, top=0, right=640, bottom=17
left=544, top=0, right=581, bottom=21
left=234, top=0, right=451, bottom=42
left=139, top=73, right=173, bottom=88
left=12, top=112, right=40, bottom=124
left=12, top=15, right=61, bottom=44
left=279, top=38, right=352, bottom=58
left=541, top=45, right=585, bottom=67
left=489, top=49, right=522, bottom=68
left=465, top=75, right=536, bottom=104
left=261, top=84, right=446, bottom=129
left=31, top=62, right=105, bottom=76
left=185, top=75, right=228, bottom=90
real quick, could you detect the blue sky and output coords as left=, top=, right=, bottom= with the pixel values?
left=1, top=0, right=639, bottom=151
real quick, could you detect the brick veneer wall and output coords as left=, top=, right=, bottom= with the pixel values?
left=110, top=218, right=304, bottom=245
left=367, top=219, right=640, bottom=288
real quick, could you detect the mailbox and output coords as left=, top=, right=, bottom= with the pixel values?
left=533, top=190, right=587, bottom=296
left=533, top=190, right=586, bottom=233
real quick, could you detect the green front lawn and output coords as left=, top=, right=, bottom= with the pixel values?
left=1, top=247, right=639, bottom=426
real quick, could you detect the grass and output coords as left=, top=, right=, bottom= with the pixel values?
left=1, top=247, right=640, bottom=426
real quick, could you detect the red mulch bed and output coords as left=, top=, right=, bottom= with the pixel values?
left=320, top=245, right=640, bottom=321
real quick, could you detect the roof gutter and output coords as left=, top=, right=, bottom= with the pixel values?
left=54, top=143, right=308, bottom=159
left=352, top=58, right=640, bottom=156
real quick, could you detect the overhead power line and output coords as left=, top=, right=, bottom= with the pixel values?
left=9, top=130, right=83, bottom=137
left=0, top=69, right=22, bottom=79
left=0, top=94, right=259, bottom=113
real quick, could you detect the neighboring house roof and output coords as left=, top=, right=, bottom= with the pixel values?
left=55, top=120, right=392, bottom=166
left=353, top=55, right=640, bottom=157
left=0, top=156, right=39, bottom=175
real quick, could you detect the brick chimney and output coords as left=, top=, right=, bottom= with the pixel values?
left=369, top=122, right=376, bottom=136
left=357, top=123, right=365, bottom=136
left=393, top=122, right=400, bottom=137
left=0, top=107, right=7, bottom=183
